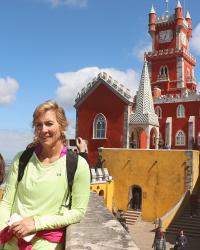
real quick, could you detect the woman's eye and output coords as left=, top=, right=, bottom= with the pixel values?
left=46, top=122, right=53, bottom=127
left=36, top=123, right=42, bottom=129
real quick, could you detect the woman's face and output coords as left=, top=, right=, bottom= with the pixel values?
left=35, top=109, right=63, bottom=148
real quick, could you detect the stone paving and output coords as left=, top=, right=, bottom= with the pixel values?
left=128, top=221, right=200, bottom=250
left=66, top=193, right=138, bottom=250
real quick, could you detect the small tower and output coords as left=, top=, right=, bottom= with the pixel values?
left=175, top=0, right=183, bottom=29
left=186, top=11, right=192, bottom=39
left=129, top=60, right=159, bottom=149
left=148, top=5, right=156, bottom=51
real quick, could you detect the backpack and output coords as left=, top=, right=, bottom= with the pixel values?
left=17, top=146, right=83, bottom=209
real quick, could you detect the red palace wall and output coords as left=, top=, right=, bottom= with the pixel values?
left=76, top=83, right=128, bottom=165
left=155, top=101, right=200, bottom=149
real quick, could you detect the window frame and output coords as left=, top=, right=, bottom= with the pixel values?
left=93, top=113, right=107, bottom=139
left=175, top=130, right=185, bottom=146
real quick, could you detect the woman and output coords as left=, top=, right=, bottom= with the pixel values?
left=0, top=153, right=5, bottom=185
left=0, top=100, right=90, bottom=250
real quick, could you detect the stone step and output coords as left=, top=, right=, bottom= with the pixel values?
left=166, top=228, right=200, bottom=237
left=170, top=222, right=200, bottom=229
left=168, top=224, right=200, bottom=231
left=166, top=192, right=200, bottom=238
left=123, top=209, right=141, bottom=225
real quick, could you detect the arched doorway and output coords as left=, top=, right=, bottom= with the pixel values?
left=129, top=185, right=142, bottom=210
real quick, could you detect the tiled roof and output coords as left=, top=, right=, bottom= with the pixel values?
left=130, top=60, right=159, bottom=126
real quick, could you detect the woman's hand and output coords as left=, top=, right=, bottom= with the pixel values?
left=10, top=217, right=36, bottom=239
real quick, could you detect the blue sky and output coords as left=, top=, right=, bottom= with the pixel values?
left=0, top=0, right=200, bottom=160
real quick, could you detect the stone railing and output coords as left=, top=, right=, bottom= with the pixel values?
left=65, top=192, right=138, bottom=250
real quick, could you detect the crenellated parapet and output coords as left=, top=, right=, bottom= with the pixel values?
left=145, top=47, right=196, bottom=64
left=154, top=91, right=200, bottom=104
left=156, top=14, right=175, bottom=25
left=75, top=72, right=134, bottom=106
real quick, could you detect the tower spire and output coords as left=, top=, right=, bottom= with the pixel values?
left=165, top=0, right=169, bottom=15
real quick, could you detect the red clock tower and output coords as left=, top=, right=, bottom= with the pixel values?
left=147, top=1, right=196, bottom=96
left=145, top=1, right=199, bottom=150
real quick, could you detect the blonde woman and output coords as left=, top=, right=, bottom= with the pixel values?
left=0, top=100, right=90, bottom=250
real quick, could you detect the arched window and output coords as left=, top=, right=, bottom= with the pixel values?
left=155, top=106, right=162, bottom=119
left=176, top=130, right=185, bottom=145
left=93, top=114, right=107, bottom=139
left=158, top=66, right=169, bottom=80
left=177, top=104, right=185, bottom=118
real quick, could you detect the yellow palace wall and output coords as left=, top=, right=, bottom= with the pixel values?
left=90, top=180, right=114, bottom=211
left=100, top=149, right=199, bottom=221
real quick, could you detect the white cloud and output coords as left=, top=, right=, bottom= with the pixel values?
left=0, top=121, right=75, bottom=161
left=132, top=43, right=152, bottom=62
left=55, top=67, right=140, bottom=108
left=190, top=23, right=200, bottom=55
left=0, top=77, right=19, bottom=106
left=47, top=0, right=88, bottom=7
left=0, top=129, right=33, bottom=161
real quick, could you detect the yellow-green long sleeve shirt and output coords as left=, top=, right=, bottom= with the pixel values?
left=0, top=152, right=90, bottom=249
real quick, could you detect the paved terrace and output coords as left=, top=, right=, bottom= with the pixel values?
left=66, top=192, right=138, bottom=250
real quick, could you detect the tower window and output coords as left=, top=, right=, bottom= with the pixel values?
left=155, top=106, right=162, bottom=119
left=177, top=104, right=185, bottom=118
left=93, top=114, right=107, bottom=139
left=158, top=66, right=169, bottom=81
left=176, top=130, right=185, bottom=146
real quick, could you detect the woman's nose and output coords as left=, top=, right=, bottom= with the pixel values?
left=41, top=124, right=48, bottom=132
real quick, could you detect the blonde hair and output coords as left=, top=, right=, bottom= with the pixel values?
left=32, top=100, right=68, bottom=145
left=0, top=153, right=5, bottom=185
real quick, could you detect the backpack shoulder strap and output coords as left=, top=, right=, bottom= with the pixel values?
left=65, top=150, right=78, bottom=209
left=18, top=146, right=35, bottom=182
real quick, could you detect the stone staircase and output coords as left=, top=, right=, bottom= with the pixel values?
left=166, top=196, right=200, bottom=237
left=123, top=209, right=142, bottom=225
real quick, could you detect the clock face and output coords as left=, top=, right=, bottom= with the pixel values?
left=181, top=32, right=187, bottom=46
left=159, top=29, right=173, bottom=43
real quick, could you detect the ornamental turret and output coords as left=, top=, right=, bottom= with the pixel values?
left=186, top=11, right=192, bottom=39
left=148, top=5, right=156, bottom=36
left=175, top=0, right=183, bottom=28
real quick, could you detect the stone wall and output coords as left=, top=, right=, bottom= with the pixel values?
left=65, top=192, right=138, bottom=250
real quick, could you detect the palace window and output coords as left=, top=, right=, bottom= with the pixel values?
left=93, top=114, right=107, bottom=139
left=177, top=104, right=185, bottom=118
left=155, top=106, right=162, bottom=119
left=176, top=130, right=185, bottom=146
